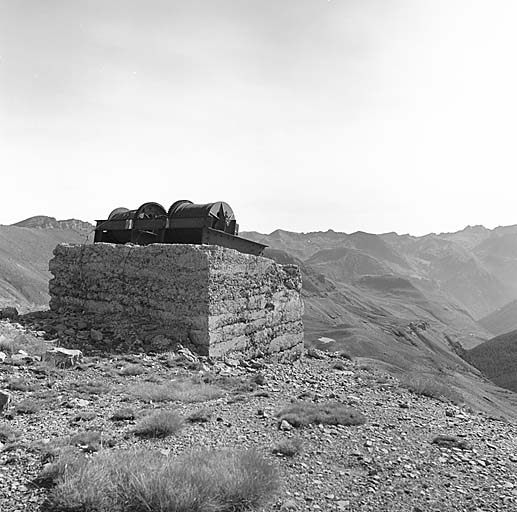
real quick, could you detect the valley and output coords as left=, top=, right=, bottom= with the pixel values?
left=2, top=217, right=517, bottom=411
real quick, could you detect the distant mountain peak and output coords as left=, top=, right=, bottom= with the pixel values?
left=13, top=216, right=60, bottom=229
left=12, top=216, right=93, bottom=232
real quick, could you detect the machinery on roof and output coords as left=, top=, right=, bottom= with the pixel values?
left=93, top=200, right=266, bottom=256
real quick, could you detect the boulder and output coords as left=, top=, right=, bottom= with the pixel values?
left=43, top=347, right=83, bottom=368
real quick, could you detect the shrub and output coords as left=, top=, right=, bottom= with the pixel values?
left=42, top=448, right=278, bottom=512
left=272, top=437, right=303, bottom=457
left=277, top=401, right=366, bottom=427
left=129, top=380, right=224, bottom=403
left=400, top=375, right=463, bottom=405
left=187, top=408, right=212, bottom=423
left=34, top=447, right=86, bottom=488
left=41, top=452, right=120, bottom=511
left=132, top=410, right=185, bottom=438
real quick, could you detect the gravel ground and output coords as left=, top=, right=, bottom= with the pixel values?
left=1, top=324, right=517, bottom=511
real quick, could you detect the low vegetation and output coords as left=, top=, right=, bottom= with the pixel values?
left=0, top=332, right=50, bottom=358
left=110, top=407, right=136, bottom=421
left=400, top=374, right=463, bottom=405
left=41, top=448, right=278, bottom=512
left=0, top=336, right=18, bottom=354
left=129, top=380, right=225, bottom=403
left=35, top=448, right=86, bottom=488
left=195, top=372, right=260, bottom=393
left=132, top=410, right=185, bottom=438
left=68, top=431, right=111, bottom=452
left=69, top=380, right=110, bottom=395
left=271, top=437, right=303, bottom=457
left=277, top=401, right=366, bottom=427
left=187, top=407, right=212, bottom=423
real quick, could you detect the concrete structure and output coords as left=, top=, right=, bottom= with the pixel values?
left=49, top=243, right=304, bottom=358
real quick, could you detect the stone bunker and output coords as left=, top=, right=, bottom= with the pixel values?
left=49, top=243, right=304, bottom=359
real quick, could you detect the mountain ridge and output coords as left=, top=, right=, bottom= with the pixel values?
left=2, top=216, right=517, bottom=408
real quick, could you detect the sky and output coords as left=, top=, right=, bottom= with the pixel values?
left=1, top=0, right=517, bottom=236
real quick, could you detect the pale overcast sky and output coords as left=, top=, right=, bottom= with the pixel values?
left=1, top=0, right=516, bottom=235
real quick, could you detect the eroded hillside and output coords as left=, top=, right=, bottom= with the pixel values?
left=2, top=217, right=517, bottom=410
left=0, top=220, right=93, bottom=312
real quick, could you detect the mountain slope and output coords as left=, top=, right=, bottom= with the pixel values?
left=244, top=225, right=517, bottom=320
left=479, top=299, right=517, bottom=336
left=306, top=246, right=391, bottom=282
left=467, top=329, right=517, bottom=391
left=0, top=218, right=93, bottom=311
left=1, top=217, right=516, bottom=415
left=474, top=232, right=517, bottom=296
left=12, top=216, right=93, bottom=236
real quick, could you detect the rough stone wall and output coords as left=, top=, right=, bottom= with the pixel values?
left=49, top=243, right=303, bottom=358
left=205, top=248, right=303, bottom=358
left=49, top=244, right=210, bottom=349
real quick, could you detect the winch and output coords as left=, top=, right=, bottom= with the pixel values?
left=93, top=200, right=266, bottom=256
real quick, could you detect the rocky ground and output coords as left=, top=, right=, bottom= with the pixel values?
left=1, top=318, right=517, bottom=512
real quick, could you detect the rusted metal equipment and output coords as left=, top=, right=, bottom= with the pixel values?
left=94, top=200, right=266, bottom=256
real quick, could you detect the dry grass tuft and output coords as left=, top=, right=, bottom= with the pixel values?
left=0, top=333, right=50, bottom=358
left=129, top=380, right=225, bottom=403
left=110, top=407, right=136, bottom=421
left=272, top=437, right=303, bottom=457
left=35, top=447, right=87, bottom=488
left=187, top=407, right=212, bottom=423
left=70, top=380, right=110, bottom=395
left=132, top=410, right=185, bottom=438
left=400, top=375, right=463, bottom=405
left=42, top=448, right=278, bottom=512
left=195, top=373, right=259, bottom=393
left=277, top=401, right=366, bottom=428
left=68, top=431, right=113, bottom=452
left=0, top=337, right=18, bottom=354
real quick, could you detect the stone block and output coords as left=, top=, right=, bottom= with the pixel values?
left=49, top=243, right=304, bottom=359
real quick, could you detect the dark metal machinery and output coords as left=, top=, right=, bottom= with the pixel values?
left=94, top=200, right=266, bottom=256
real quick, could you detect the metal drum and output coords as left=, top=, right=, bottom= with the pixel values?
left=94, top=199, right=266, bottom=255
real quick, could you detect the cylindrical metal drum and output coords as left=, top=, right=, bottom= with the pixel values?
left=108, top=202, right=166, bottom=221
left=168, top=201, right=236, bottom=234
